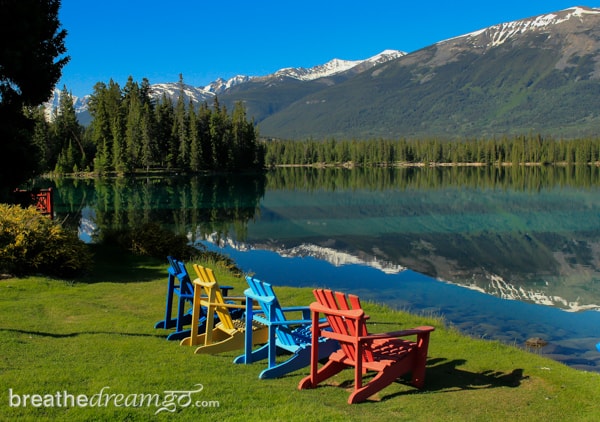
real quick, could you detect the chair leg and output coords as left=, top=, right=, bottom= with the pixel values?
left=259, top=347, right=310, bottom=379
left=154, top=274, right=176, bottom=329
left=298, top=359, right=347, bottom=390
left=233, top=342, right=269, bottom=364
left=166, top=317, right=208, bottom=341
left=348, top=366, right=403, bottom=404
left=194, top=331, right=245, bottom=354
left=180, top=332, right=206, bottom=347
left=410, top=333, right=431, bottom=388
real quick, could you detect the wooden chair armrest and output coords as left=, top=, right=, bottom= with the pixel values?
left=221, top=296, right=247, bottom=303
left=358, top=326, right=435, bottom=342
left=244, top=289, right=276, bottom=304
left=280, top=306, right=311, bottom=320
left=280, top=306, right=310, bottom=312
left=253, top=317, right=312, bottom=327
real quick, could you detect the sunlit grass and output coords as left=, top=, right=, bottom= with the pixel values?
left=1, top=245, right=599, bottom=421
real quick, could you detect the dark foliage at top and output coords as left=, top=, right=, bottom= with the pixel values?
left=0, top=0, right=68, bottom=198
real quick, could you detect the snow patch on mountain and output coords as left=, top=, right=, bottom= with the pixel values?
left=444, top=6, right=600, bottom=48
left=150, top=82, right=214, bottom=103
left=45, top=49, right=406, bottom=119
left=272, top=49, right=405, bottom=81
left=43, top=88, right=90, bottom=121
left=273, top=58, right=361, bottom=81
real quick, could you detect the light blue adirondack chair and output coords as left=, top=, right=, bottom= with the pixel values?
left=233, top=276, right=339, bottom=379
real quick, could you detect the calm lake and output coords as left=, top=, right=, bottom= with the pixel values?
left=41, top=166, right=600, bottom=372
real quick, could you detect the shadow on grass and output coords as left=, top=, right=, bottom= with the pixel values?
left=78, top=243, right=166, bottom=284
left=296, top=357, right=527, bottom=403
left=420, top=357, right=526, bottom=392
left=1, top=328, right=167, bottom=339
left=338, top=357, right=528, bottom=403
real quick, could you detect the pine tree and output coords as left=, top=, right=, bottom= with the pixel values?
left=123, top=78, right=142, bottom=171
left=28, top=106, right=50, bottom=171
left=188, top=100, right=201, bottom=172
left=231, top=101, right=258, bottom=169
left=139, top=102, right=155, bottom=171
left=197, top=102, right=212, bottom=169
left=0, top=0, right=69, bottom=196
left=154, top=94, right=175, bottom=168
left=173, top=74, right=193, bottom=170
left=50, top=86, right=84, bottom=173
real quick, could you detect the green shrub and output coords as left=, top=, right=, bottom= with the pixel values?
left=0, top=204, right=93, bottom=278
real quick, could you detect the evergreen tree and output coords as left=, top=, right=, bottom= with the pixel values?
left=50, top=86, right=84, bottom=173
left=139, top=77, right=154, bottom=109
left=154, top=94, right=175, bottom=168
left=139, top=102, right=155, bottom=171
left=88, top=82, right=111, bottom=172
left=209, top=97, right=227, bottom=170
left=0, top=0, right=69, bottom=196
left=27, top=106, right=51, bottom=171
left=197, top=102, right=212, bottom=169
left=188, top=100, right=201, bottom=172
left=123, top=78, right=142, bottom=171
left=231, top=101, right=258, bottom=169
left=174, top=89, right=189, bottom=169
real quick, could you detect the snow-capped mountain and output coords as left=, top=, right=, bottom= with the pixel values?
left=45, top=49, right=404, bottom=121
left=272, top=58, right=362, bottom=81
left=150, top=82, right=215, bottom=104
left=46, top=6, right=600, bottom=138
left=269, top=49, right=405, bottom=81
left=203, top=75, right=252, bottom=95
left=443, top=6, right=600, bottom=49
left=150, top=49, right=404, bottom=101
left=256, top=5, right=600, bottom=139
left=43, top=88, right=90, bottom=121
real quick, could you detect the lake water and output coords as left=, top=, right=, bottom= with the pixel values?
left=42, top=166, right=600, bottom=372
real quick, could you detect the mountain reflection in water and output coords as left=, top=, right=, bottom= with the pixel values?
left=43, top=166, right=600, bottom=372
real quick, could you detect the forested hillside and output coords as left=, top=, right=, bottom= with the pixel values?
left=264, top=136, right=600, bottom=167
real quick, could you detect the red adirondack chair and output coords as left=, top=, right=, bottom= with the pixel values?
left=298, top=289, right=435, bottom=404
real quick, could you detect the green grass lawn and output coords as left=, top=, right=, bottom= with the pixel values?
left=1, top=245, right=599, bottom=421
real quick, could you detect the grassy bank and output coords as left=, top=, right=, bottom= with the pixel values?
left=1, top=245, right=599, bottom=421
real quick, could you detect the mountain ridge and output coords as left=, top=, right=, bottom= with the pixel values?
left=256, top=5, right=600, bottom=139
left=45, top=49, right=405, bottom=116
left=48, top=6, right=600, bottom=139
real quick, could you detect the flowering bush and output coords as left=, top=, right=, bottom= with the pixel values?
left=0, top=204, right=92, bottom=278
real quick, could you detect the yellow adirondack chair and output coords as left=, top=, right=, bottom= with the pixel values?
left=180, top=264, right=268, bottom=354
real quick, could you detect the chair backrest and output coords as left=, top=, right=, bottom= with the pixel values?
left=312, top=289, right=374, bottom=363
left=167, top=256, right=194, bottom=296
left=192, top=264, right=235, bottom=330
left=245, top=276, right=296, bottom=346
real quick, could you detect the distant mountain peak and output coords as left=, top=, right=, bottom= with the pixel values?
left=203, top=75, right=251, bottom=95
left=448, top=5, right=600, bottom=48
left=43, top=88, right=89, bottom=121
left=270, top=50, right=405, bottom=81
left=150, top=82, right=214, bottom=103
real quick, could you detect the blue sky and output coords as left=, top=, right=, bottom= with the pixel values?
left=57, top=1, right=597, bottom=97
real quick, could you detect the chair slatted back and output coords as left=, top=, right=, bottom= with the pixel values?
left=167, top=256, right=194, bottom=296
left=246, top=276, right=296, bottom=347
left=313, top=289, right=374, bottom=363
left=193, top=264, right=235, bottom=330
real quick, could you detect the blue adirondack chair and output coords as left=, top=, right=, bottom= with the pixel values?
left=154, top=256, right=234, bottom=340
left=233, top=276, right=339, bottom=379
